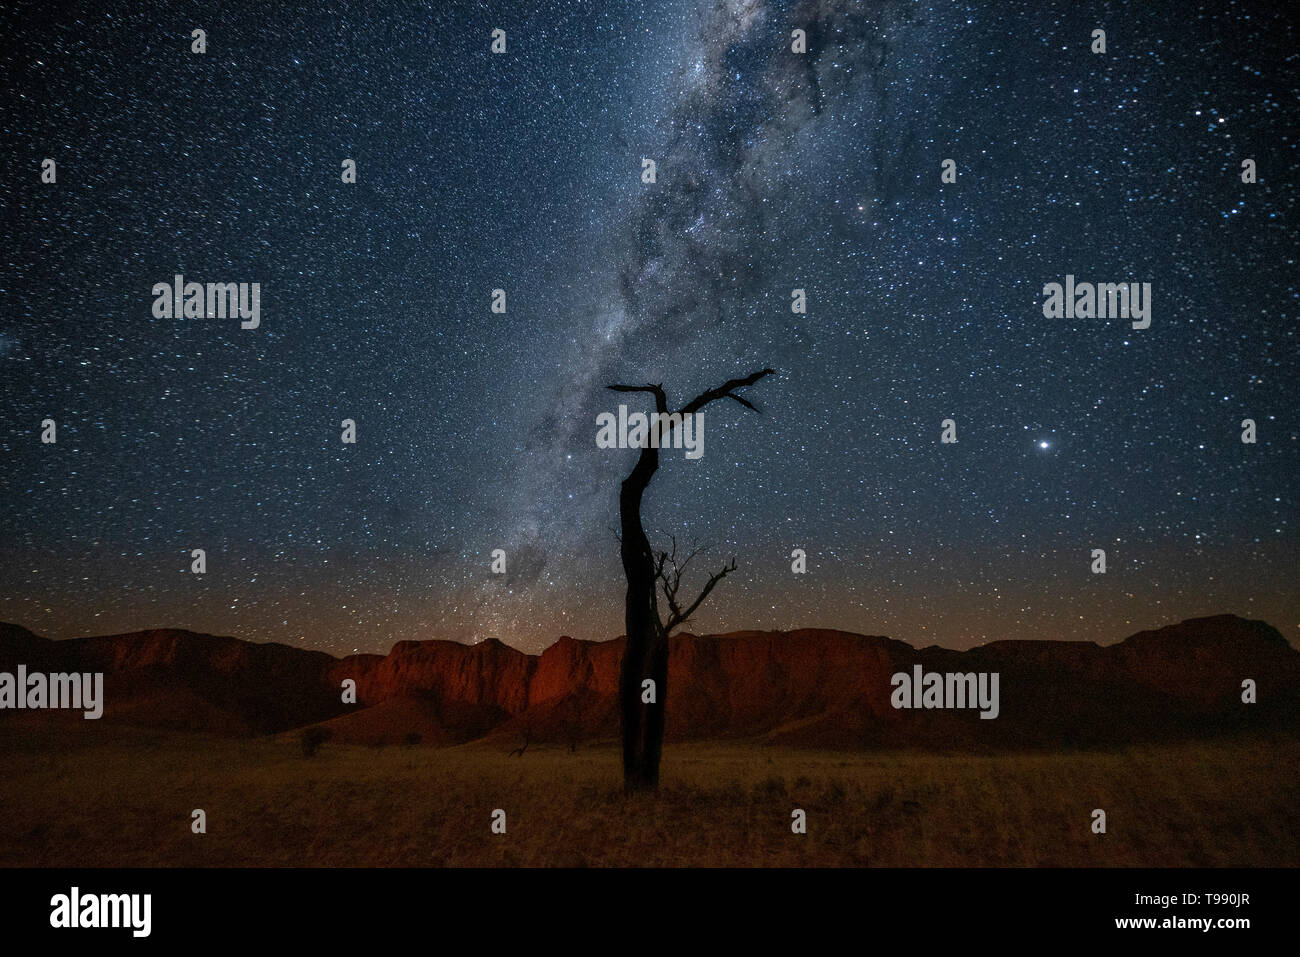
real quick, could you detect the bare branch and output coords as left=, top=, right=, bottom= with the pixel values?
left=607, top=383, right=668, bottom=414
left=607, top=384, right=663, bottom=394
left=606, top=369, right=773, bottom=460
left=673, top=557, right=737, bottom=628
left=725, top=392, right=759, bottom=412
left=675, top=543, right=703, bottom=580
left=678, top=367, right=775, bottom=417
left=653, top=536, right=738, bottom=636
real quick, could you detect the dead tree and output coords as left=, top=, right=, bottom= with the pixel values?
left=607, top=367, right=774, bottom=792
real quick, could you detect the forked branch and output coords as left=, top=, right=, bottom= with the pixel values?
left=606, top=368, right=775, bottom=445
left=653, top=535, right=738, bottom=637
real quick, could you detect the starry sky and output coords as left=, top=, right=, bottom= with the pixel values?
left=1, top=0, right=1296, bottom=655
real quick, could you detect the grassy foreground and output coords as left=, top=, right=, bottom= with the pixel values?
left=0, top=724, right=1294, bottom=867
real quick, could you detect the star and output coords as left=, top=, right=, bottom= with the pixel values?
left=0, top=0, right=1292, bottom=655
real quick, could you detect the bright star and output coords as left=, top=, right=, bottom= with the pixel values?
left=1039, top=441, right=1050, bottom=449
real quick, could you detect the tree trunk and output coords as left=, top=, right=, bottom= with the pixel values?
left=618, top=442, right=664, bottom=793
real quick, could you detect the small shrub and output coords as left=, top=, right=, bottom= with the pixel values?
left=300, top=726, right=331, bottom=758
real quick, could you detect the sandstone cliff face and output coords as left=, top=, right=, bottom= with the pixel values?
left=0, top=627, right=341, bottom=734
left=1, top=615, right=1295, bottom=748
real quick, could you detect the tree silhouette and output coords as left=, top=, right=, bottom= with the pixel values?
left=607, top=367, right=775, bottom=792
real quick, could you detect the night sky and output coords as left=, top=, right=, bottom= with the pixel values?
left=1, top=0, right=1295, bottom=655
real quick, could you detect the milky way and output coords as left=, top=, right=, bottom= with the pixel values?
left=1, top=0, right=1295, bottom=654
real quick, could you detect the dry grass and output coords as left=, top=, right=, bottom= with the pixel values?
left=0, top=723, right=1294, bottom=867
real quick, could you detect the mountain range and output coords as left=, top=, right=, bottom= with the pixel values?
left=1, top=614, right=1295, bottom=749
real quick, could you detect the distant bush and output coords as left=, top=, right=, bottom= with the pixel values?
left=402, top=732, right=422, bottom=747
left=300, top=726, right=331, bottom=757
